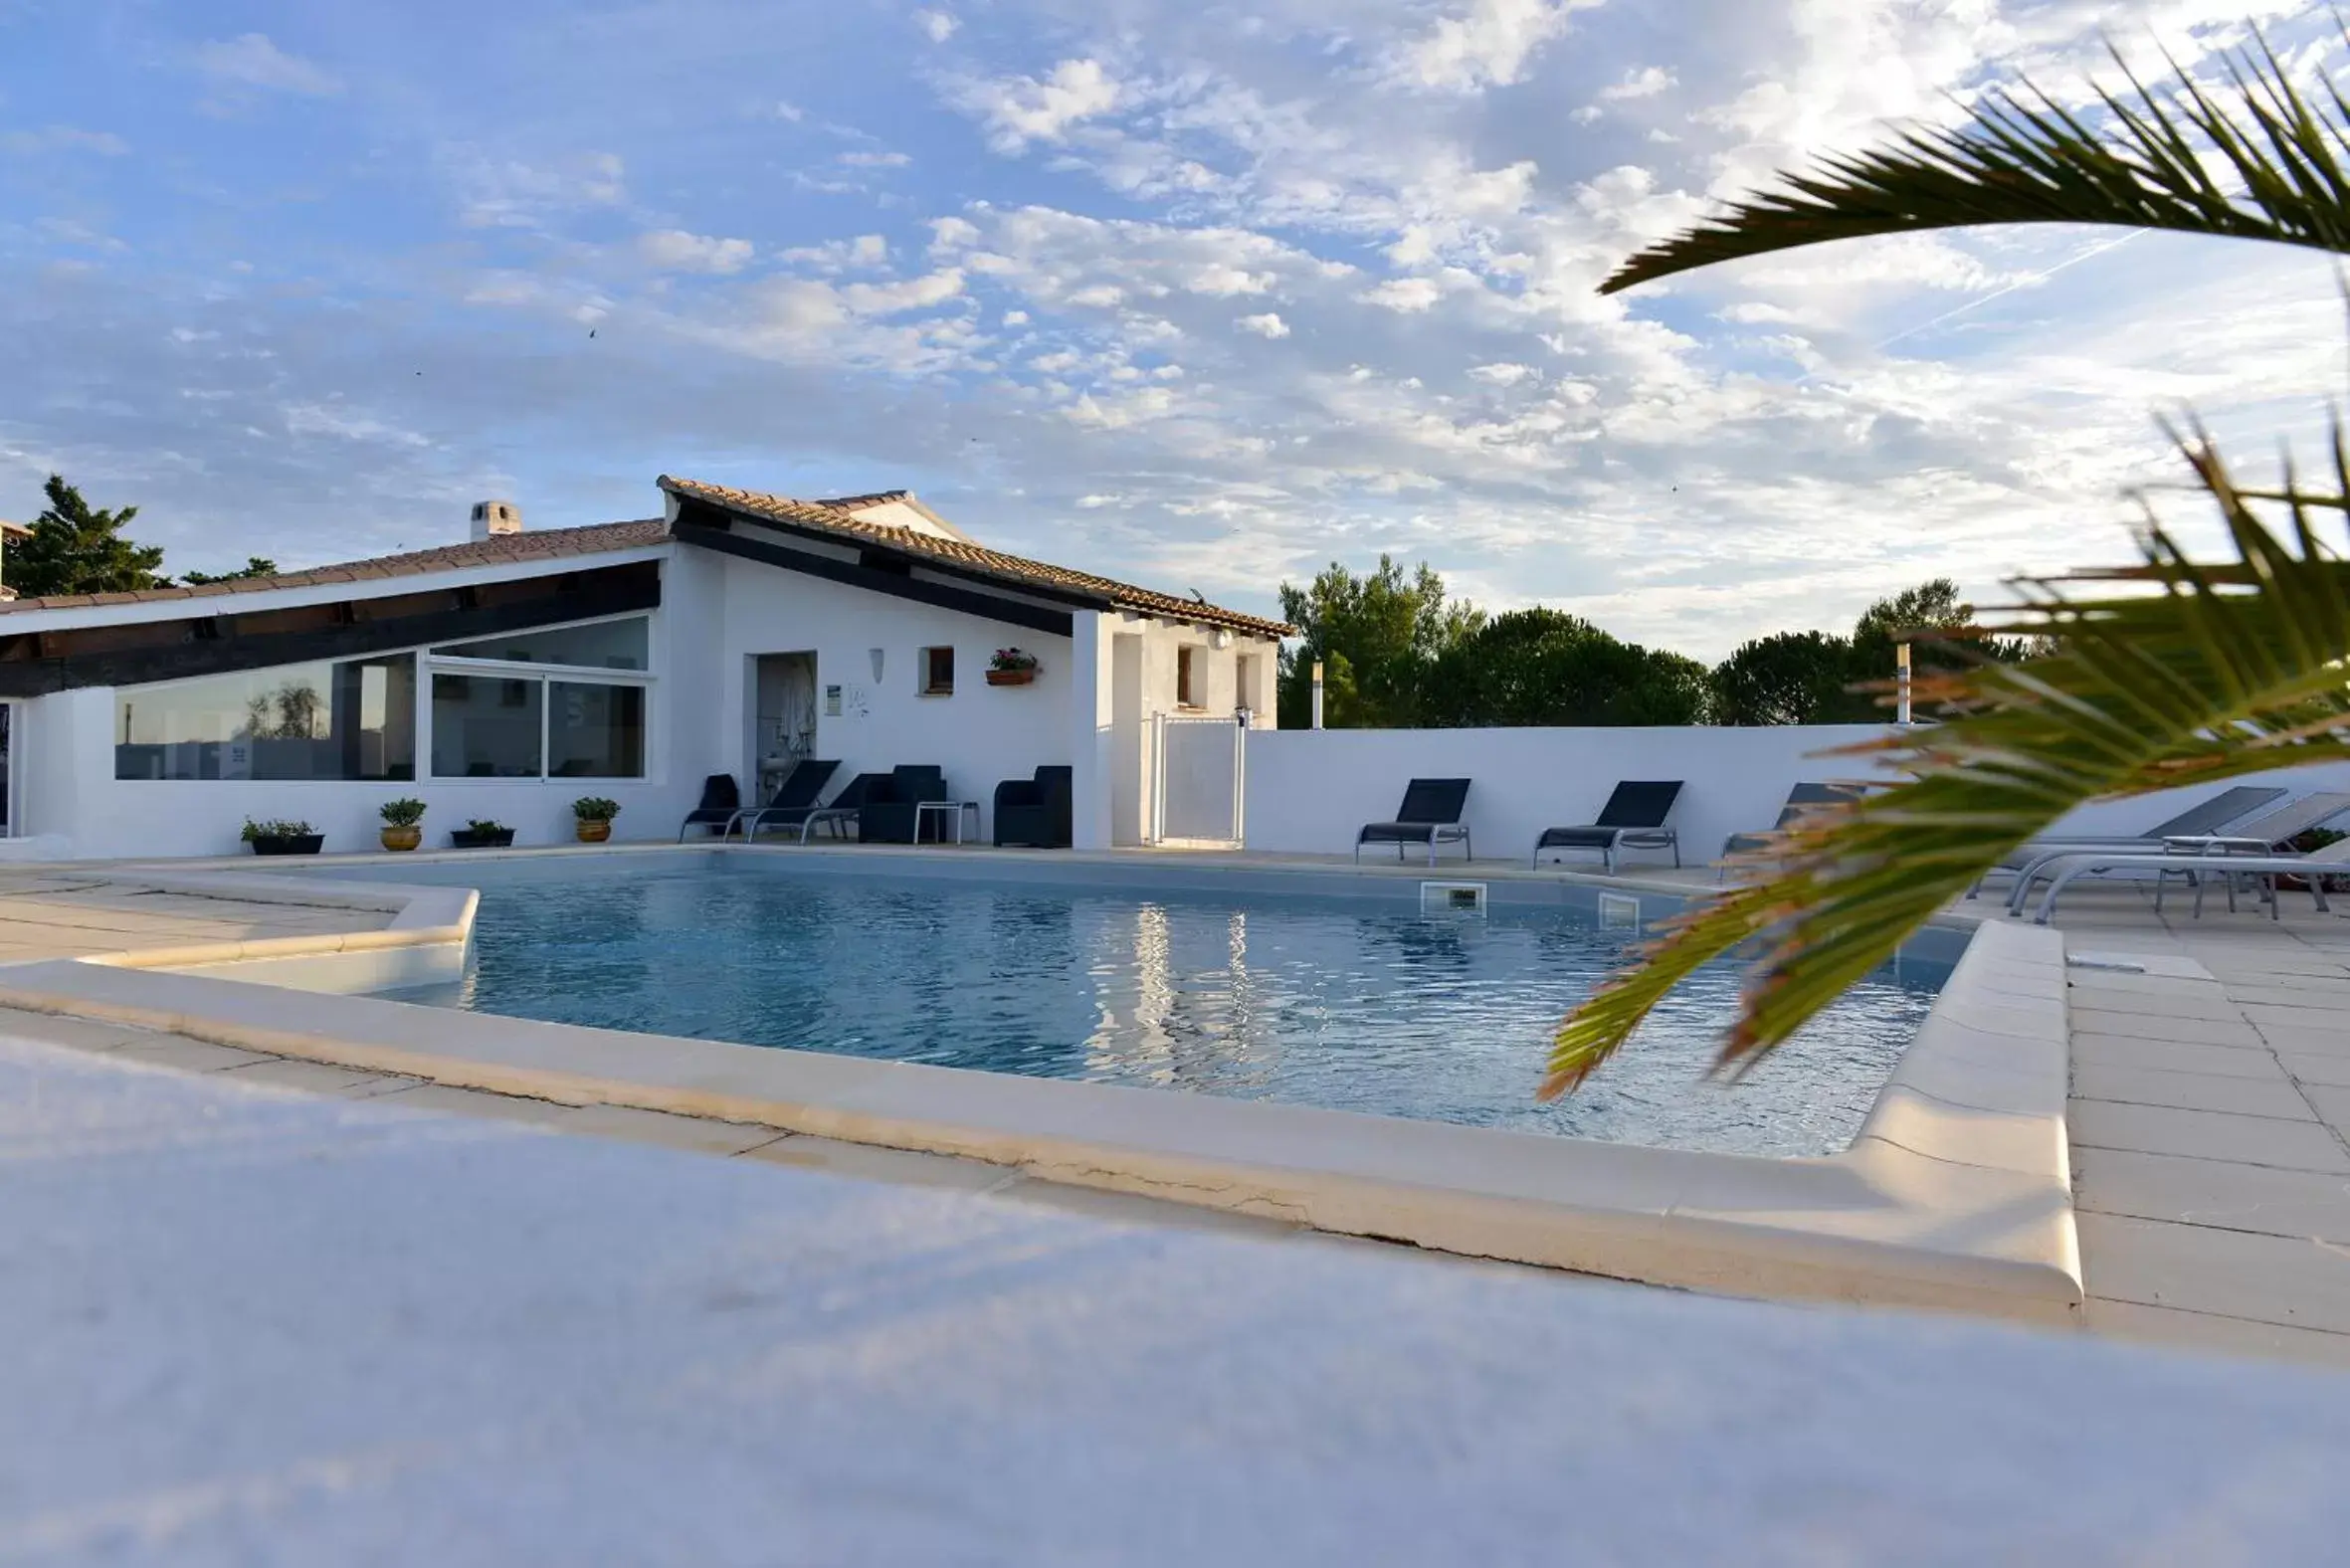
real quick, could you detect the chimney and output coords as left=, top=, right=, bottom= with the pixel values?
left=470, top=499, right=522, bottom=541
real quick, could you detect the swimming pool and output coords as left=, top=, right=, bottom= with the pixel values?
left=376, top=855, right=1941, bottom=1159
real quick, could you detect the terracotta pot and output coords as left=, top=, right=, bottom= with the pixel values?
left=576, top=819, right=613, bottom=843
left=985, top=667, right=1038, bottom=686
left=380, top=825, right=423, bottom=852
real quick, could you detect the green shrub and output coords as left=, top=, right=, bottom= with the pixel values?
left=379, top=797, right=427, bottom=827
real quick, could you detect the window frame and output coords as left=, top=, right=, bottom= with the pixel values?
left=1175, top=645, right=1202, bottom=709
left=112, top=649, right=423, bottom=783
left=424, top=612, right=658, bottom=784
left=918, top=645, right=955, bottom=696
left=111, top=609, right=661, bottom=787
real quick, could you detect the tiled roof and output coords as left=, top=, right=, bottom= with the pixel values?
left=660, top=476, right=1294, bottom=639
left=0, top=518, right=669, bottom=615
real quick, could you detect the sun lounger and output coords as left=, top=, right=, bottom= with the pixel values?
left=2029, top=833, right=2350, bottom=924
left=1718, top=782, right=1865, bottom=881
left=1968, top=783, right=2287, bottom=897
left=724, top=758, right=842, bottom=841
left=677, top=774, right=741, bottom=841
left=1354, top=779, right=1471, bottom=866
left=2006, top=791, right=2350, bottom=915
left=1533, top=781, right=1683, bottom=874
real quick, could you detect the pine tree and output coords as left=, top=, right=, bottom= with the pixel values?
left=182, top=556, right=281, bottom=585
left=12, top=475, right=170, bottom=598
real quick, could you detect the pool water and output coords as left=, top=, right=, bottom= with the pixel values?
left=399, top=861, right=1938, bottom=1158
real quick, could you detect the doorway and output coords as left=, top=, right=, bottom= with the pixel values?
left=750, top=653, right=818, bottom=804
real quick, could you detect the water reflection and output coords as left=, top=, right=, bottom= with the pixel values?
left=436, top=864, right=1939, bottom=1159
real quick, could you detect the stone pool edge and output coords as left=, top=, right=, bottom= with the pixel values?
left=0, top=867, right=2079, bottom=1327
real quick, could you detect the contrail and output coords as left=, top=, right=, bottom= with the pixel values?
left=1873, top=227, right=2149, bottom=351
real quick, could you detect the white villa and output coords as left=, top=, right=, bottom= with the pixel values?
left=0, top=480, right=1288, bottom=859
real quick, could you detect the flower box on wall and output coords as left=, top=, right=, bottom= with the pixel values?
left=450, top=826, right=516, bottom=850
left=984, top=668, right=1038, bottom=687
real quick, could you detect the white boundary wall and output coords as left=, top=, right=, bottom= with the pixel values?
left=1243, top=726, right=2350, bottom=866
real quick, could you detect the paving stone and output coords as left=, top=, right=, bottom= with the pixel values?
left=2066, top=1098, right=2350, bottom=1173
left=2073, top=1146, right=2350, bottom=1242
left=369, top=1083, right=572, bottom=1126
left=219, top=1059, right=398, bottom=1095
left=988, top=1177, right=1303, bottom=1239
left=2070, top=1035, right=2283, bottom=1078
left=554, top=1102, right=784, bottom=1157
left=110, top=1037, right=275, bottom=1074
left=2070, top=1065, right=2315, bottom=1121
left=0, top=1010, right=160, bottom=1054
left=2084, top=1297, right=2350, bottom=1370
left=2064, top=1007, right=2263, bottom=1048
left=2076, top=1213, right=2350, bottom=1333
left=740, top=1133, right=1019, bottom=1194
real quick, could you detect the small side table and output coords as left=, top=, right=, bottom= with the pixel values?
left=913, top=800, right=982, bottom=845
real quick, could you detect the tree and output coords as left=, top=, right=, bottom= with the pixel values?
left=1428, top=609, right=1711, bottom=726
left=1274, top=556, right=1481, bottom=727
left=183, top=557, right=280, bottom=585
left=1709, top=631, right=1860, bottom=725
left=1545, top=32, right=2350, bottom=1094
left=12, top=476, right=169, bottom=598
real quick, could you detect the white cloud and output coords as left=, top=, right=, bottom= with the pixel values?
left=638, top=230, right=754, bottom=274
left=1468, top=362, right=1537, bottom=385
left=1236, top=312, right=1289, bottom=338
left=1600, top=66, right=1674, bottom=101
left=841, top=268, right=967, bottom=315
left=1002, top=309, right=1031, bottom=326
left=1359, top=278, right=1447, bottom=312
left=840, top=149, right=912, bottom=168
left=914, top=9, right=959, bottom=43
left=960, top=59, right=1122, bottom=152
left=1396, top=0, right=1599, bottom=92
left=194, top=34, right=341, bottom=98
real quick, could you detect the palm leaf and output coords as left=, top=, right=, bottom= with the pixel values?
left=1543, top=427, right=2350, bottom=1096
left=1603, top=31, right=2350, bottom=294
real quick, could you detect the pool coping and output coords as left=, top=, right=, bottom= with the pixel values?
left=0, top=856, right=2079, bottom=1325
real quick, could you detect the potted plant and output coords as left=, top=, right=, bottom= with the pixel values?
left=379, top=797, right=426, bottom=852
left=572, top=796, right=620, bottom=843
left=986, top=648, right=1041, bottom=686
left=450, top=818, right=515, bottom=850
left=242, top=818, right=323, bottom=857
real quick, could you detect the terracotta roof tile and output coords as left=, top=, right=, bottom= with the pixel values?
left=659, top=477, right=1293, bottom=640
left=0, top=518, right=669, bottom=615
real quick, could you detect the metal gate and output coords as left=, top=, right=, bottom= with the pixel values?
left=1149, top=712, right=1247, bottom=848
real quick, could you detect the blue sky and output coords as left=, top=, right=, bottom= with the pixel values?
left=0, top=0, right=2341, bottom=657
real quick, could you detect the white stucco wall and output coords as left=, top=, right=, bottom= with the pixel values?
left=1245, top=724, right=1907, bottom=865
left=711, top=554, right=1078, bottom=833
left=1244, top=727, right=2350, bottom=866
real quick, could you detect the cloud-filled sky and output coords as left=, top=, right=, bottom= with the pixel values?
left=0, top=0, right=2341, bottom=657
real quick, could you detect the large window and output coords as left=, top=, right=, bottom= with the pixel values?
left=429, top=615, right=651, bottom=780
left=112, top=613, right=654, bottom=784
left=116, top=656, right=418, bottom=781
left=431, top=674, right=544, bottom=778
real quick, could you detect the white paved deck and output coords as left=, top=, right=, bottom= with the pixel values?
left=9, top=1029, right=2350, bottom=1565
left=0, top=872, right=391, bottom=962
left=2027, top=881, right=2350, bottom=1365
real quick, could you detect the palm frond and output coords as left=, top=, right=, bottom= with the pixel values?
left=1542, top=427, right=2350, bottom=1096
left=1603, top=30, right=2350, bottom=294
